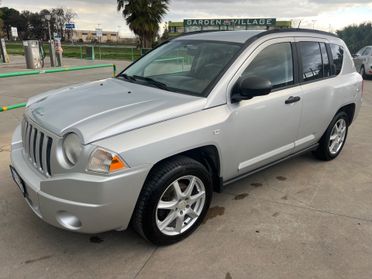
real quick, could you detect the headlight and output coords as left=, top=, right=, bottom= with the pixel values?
left=62, top=133, right=82, bottom=166
left=88, top=148, right=126, bottom=174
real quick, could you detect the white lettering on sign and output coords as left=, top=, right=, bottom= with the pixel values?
left=184, top=18, right=276, bottom=27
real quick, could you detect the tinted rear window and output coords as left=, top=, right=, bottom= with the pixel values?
left=320, top=43, right=331, bottom=78
left=362, top=47, right=371, bottom=56
left=329, top=44, right=344, bottom=75
left=299, top=42, right=323, bottom=82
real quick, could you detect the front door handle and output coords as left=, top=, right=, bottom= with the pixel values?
left=285, top=96, right=301, bottom=104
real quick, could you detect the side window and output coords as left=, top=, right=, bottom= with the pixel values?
left=329, top=44, right=344, bottom=75
left=362, top=47, right=371, bottom=56
left=320, top=43, right=331, bottom=78
left=299, top=42, right=323, bottom=82
left=242, top=43, right=293, bottom=90
left=356, top=47, right=365, bottom=56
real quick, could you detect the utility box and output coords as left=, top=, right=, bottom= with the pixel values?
left=23, top=40, right=43, bottom=69
left=0, top=38, right=10, bottom=63
left=85, top=46, right=95, bottom=60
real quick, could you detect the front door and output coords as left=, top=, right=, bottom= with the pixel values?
left=227, top=38, right=302, bottom=177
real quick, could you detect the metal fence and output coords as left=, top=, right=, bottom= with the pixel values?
left=5, top=42, right=146, bottom=62
left=0, top=64, right=116, bottom=112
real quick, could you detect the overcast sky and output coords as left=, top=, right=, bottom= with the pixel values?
left=2, top=0, right=372, bottom=37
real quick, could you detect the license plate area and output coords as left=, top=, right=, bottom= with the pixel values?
left=10, top=165, right=27, bottom=197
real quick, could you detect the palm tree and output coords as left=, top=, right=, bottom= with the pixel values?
left=117, top=0, right=169, bottom=48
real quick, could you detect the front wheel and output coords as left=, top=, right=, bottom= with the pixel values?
left=132, top=156, right=212, bottom=245
left=313, top=111, right=349, bottom=161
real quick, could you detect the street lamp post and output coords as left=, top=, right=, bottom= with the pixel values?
left=45, top=14, right=52, bottom=41
left=312, top=20, right=317, bottom=30
left=117, top=25, right=121, bottom=44
left=44, top=14, right=56, bottom=67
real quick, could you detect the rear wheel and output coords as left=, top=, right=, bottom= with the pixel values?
left=132, top=156, right=212, bottom=245
left=313, top=111, right=349, bottom=161
left=360, top=66, right=367, bottom=79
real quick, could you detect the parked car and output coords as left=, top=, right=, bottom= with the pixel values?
left=353, top=46, right=372, bottom=79
left=10, top=29, right=362, bottom=245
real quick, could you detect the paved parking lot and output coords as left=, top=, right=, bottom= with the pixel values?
left=1, top=57, right=372, bottom=279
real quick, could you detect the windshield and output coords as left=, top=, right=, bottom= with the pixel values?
left=119, top=40, right=242, bottom=96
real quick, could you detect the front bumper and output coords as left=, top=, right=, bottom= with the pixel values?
left=10, top=125, right=151, bottom=233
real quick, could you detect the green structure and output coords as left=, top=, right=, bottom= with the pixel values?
left=168, top=18, right=292, bottom=37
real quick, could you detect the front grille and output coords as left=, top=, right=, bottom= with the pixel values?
left=22, top=118, right=53, bottom=176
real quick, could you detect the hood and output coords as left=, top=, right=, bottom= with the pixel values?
left=26, top=78, right=206, bottom=144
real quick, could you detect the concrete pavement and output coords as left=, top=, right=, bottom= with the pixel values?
left=1, top=57, right=372, bottom=279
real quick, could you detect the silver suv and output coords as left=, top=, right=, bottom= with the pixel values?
left=353, top=45, right=372, bottom=79
left=10, top=29, right=362, bottom=245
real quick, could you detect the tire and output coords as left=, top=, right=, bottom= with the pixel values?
left=360, top=66, right=367, bottom=80
left=313, top=111, right=349, bottom=161
left=132, top=156, right=213, bottom=245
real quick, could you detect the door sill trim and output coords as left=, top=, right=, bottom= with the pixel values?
left=223, top=143, right=319, bottom=187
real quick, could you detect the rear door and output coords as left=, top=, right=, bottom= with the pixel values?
left=355, top=47, right=371, bottom=73
left=293, top=38, right=343, bottom=152
left=353, top=47, right=365, bottom=71
left=361, top=47, right=372, bottom=73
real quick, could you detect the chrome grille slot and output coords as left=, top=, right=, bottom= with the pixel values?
left=22, top=118, right=53, bottom=176
left=46, top=136, right=53, bottom=176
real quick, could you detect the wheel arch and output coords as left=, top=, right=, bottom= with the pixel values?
left=144, top=145, right=223, bottom=193
left=337, top=103, right=356, bottom=125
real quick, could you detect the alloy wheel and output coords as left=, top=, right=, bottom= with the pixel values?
left=156, top=175, right=206, bottom=236
left=328, top=118, right=347, bottom=155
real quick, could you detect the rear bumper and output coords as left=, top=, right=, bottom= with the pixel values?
left=10, top=125, right=151, bottom=233
left=365, top=64, right=372, bottom=76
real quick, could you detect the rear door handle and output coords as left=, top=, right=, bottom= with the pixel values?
left=285, top=96, right=301, bottom=104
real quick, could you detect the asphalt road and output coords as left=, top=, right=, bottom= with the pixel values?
left=1, top=57, right=372, bottom=279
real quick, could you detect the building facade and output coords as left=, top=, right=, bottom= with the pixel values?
left=70, top=30, right=119, bottom=43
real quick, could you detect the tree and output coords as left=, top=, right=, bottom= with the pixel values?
left=0, top=9, right=3, bottom=38
left=0, top=7, right=24, bottom=40
left=337, top=23, right=372, bottom=54
left=0, top=6, right=77, bottom=41
left=49, top=8, right=77, bottom=41
left=160, top=22, right=169, bottom=41
left=117, top=0, right=169, bottom=48
left=64, top=8, right=77, bottom=41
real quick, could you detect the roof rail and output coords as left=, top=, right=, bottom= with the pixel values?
left=240, top=28, right=338, bottom=47
left=170, top=28, right=338, bottom=42
left=257, top=28, right=338, bottom=38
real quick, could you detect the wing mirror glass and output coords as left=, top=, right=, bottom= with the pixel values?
left=231, top=76, right=272, bottom=103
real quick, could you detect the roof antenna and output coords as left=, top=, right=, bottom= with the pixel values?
left=297, top=20, right=302, bottom=29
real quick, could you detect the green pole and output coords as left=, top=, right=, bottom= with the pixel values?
left=0, top=64, right=115, bottom=78
left=112, top=64, right=116, bottom=77
left=0, top=102, right=27, bottom=112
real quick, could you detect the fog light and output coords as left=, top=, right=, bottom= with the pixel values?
left=56, top=211, right=82, bottom=230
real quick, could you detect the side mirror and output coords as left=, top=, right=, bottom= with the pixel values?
left=352, top=54, right=360, bottom=58
left=231, top=76, right=272, bottom=103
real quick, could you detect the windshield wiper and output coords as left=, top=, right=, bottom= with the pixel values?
left=132, top=75, right=169, bottom=90
left=120, top=73, right=137, bottom=82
